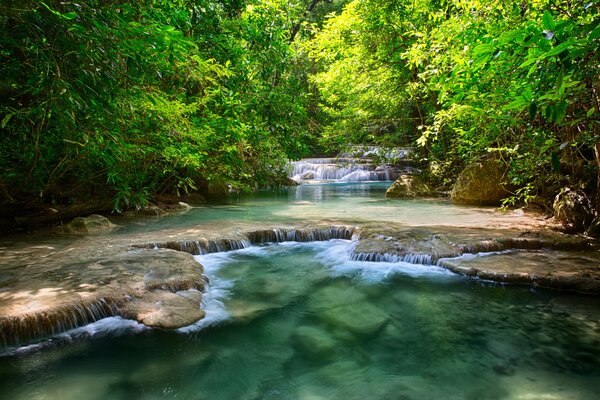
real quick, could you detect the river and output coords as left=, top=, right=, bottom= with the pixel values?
left=0, top=181, right=599, bottom=399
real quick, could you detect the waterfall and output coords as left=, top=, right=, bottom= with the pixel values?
left=351, top=252, right=434, bottom=265
left=137, top=226, right=356, bottom=255
left=289, top=159, right=400, bottom=183
left=1, top=298, right=119, bottom=348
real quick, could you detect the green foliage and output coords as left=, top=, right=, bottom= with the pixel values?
left=0, top=0, right=328, bottom=209
left=308, top=0, right=600, bottom=205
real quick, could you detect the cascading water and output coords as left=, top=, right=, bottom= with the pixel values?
left=289, top=158, right=404, bottom=183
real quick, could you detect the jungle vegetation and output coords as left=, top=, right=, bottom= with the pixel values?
left=1, top=0, right=598, bottom=215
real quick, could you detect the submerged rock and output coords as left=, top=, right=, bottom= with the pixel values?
left=293, top=325, right=337, bottom=359
left=64, top=214, right=116, bottom=234
left=385, top=174, right=435, bottom=198
left=318, top=302, right=389, bottom=337
left=451, top=160, right=508, bottom=206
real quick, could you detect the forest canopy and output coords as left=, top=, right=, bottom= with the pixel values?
left=0, top=0, right=598, bottom=214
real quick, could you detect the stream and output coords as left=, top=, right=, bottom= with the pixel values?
left=0, top=178, right=599, bottom=399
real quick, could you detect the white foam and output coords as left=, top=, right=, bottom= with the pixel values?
left=316, top=240, right=453, bottom=283
left=436, top=249, right=516, bottom=265
left=2, top=317, right=146, bottom=356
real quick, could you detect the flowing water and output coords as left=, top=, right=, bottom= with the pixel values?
left=1, top=182, right=599, bottom=399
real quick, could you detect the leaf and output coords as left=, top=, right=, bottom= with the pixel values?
left=590, top=25, right=600, bottom=40
left=542, top=41, right=572, bottom=58
left=553, top=101, right=567, bottom=123
left=1, top=113, right=13, bottom=128
left=62, top=12, right=78, bottom=20
left=587, top=107, right=596, bottom=117
left=529, top=101, right=537, bottom=123
left=551, top=152, right=560, bottom=173
left=542, top=11, right=555, bottom=31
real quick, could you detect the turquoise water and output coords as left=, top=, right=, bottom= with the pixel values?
left=1, top=183, right=599, bottom=399
left=113, top=182, right=515, bottom=236
left=1, top=240, right=599, bottom=399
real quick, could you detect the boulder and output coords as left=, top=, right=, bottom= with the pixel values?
left=587, top=215, right=600, bottom=238
left=293, top=326, right=337, bottom=359
left=65, top=214, right=116, bottom=234
left=385, top=174, right=435, bottom=198
left=318, top=302, right=389, bottom=336
left=451, top=160, right=508, bottom=206
left=553, top=187, right=595, bottom=233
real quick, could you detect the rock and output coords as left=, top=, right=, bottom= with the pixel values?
left=0, top=248, right=207, bottom=345
left=140, top=205, right=167, bottom=216
left=301, top=171, right=316, bottom=180
left=308, top=285, right=367, bottom=311
left=587, top=215, right=600, bottom=238
left=121, top=290, right=206, bottom=329
left=318, top=301, right=389, bottom=336
left=177, top=201, right=192, bottom=209
left=65, top=214, right=116, bottom=234
left=385, top=174, right=436, bottom=198
left=553, top=187, right=595, bottom=233
left=293, top=326, right=337, bottom=359
left=451, top=160, right=509, bottom=206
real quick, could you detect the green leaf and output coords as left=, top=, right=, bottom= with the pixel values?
left=529, top=101, right=537, bottom=123
left=1, top=113, right=13, bottom=128
left=590, top=25, right=600, bottom=40
left=542, top=11, right=555, bottom=31
left=553, top=101, right=567, bottom=123
left=542, top=41, right=572, bottom=58
left=62, top=12, right=78, bottom=20
left=551, top=152, right=560, bottom=173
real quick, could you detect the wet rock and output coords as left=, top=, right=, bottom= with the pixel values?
left=227, top=299, right=279, bottom=322
left=553, top=187, right=595, bottom=233
left=318, top=301, right=389, bottom=336
left=120, top=290, right=205, bottom=329
left=65, top=214, right=116, bottom=234
left=451, top=159, right=509, bottom=206
left=385, top=174, right=436, bottom=198
left=0, top=248, right=207, bottom=345
left=308, top=285, right=367, bottom=311
left=293, top=326, right=336, bottom=359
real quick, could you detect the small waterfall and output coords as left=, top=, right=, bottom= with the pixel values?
left=148, top=238, right=252, bottom=255
left=351, top=252, right=434, bottom=265
left=1, top=298, right=119, bottom=348
left=138, top=226, right=355, bottom=255
left=246, top=226, right=354, bottom=244
left=289, top=159, right=400, bottom=183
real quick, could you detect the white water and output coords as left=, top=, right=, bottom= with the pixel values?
left=289, top=159, right=399, bottom=183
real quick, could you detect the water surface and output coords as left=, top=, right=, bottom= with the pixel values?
left=1, top=240, right=599, bottom=400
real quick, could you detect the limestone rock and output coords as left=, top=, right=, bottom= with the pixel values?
left=293, top=326, right=336, bottom=359
left=120, top=290, right=205, bottom=329
left=451, top=160, right=509, bottom=206
left=65, top=214, right=116, bottom=234
left=553, top=187, right=595, bottom=233
left=385, top=174, right=435, bottom=198
left=318, top=302, right=389, bottom=336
